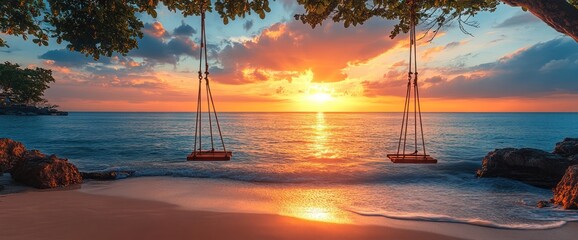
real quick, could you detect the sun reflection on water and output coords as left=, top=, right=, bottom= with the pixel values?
left=312, top=112, right=340, bottom=159
left=277, top=188, right=351, bottom=223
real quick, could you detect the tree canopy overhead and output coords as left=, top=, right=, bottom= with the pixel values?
left=1, top=0, right=577, bottom=60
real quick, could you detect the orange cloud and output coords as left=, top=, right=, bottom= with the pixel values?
left=143, top=22, right=170, bottom=38
left=213, top=18, right=401, bottom=84
left=422, top=46, right=444, bottom=60
left=422, top=40, right=468, bottom=60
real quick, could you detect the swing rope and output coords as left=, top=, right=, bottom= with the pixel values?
left=390, top=0, right=434, bottom=163
left=192, top=1, right=227, bottom=157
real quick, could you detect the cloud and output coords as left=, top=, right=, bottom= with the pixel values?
left=445, top=41, right=461, bottom=49
left=39, top=49, right=94, bottom=67
left=243, top=20, right=254, bottom=31
left=167, top=37, right=199, bottom=57
left=143, top=22, right=170, bottom=38
left=422, top=46, right=444, bottom=60
left=130, top=33, right=178, bottom=64
left=41, top=21, right=200, bottom=67
left=422, top=41, right=465, bottom=60
left=361, top=38, right=578, bottom=98
left=280, top=0, right=297, bottom=11
left=495, top=12, right=541, bottom=28
left=540, top=59, right=571, bottom=72
left=424, top=76, right=444, bottom=84
left=42, top=60, right=192, bottom=107
left=423, top=38, right=578, bottom=98
left=173, top=21, right=196, bottom=36
left=127, top=21, right=201, bottom=65
left=130, top=22, right=200, bottom=65
left=213, top=18, right=400, bottom=84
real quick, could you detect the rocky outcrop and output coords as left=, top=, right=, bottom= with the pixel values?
left=11, top=151, right=82, bottom=189
left=554, top=138, right=578, bottom=157
left=537, top=200, right=551, bottom=208
left=0, top=138, right=27, bottom=172
left=81, top=170, right=135, bottom=180
left=476, top=148, right=578, bottom=188
left=552, top=165, right=578, bottom=209
left=1, top=138, right=83, bottom=189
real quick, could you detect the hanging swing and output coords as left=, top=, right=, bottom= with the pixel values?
left=187, top=3, right=232, bottom=161
left=387, top=0, right=436, bottom=164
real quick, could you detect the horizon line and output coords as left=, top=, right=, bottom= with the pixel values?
left=56, top=111, right=578, bottom=114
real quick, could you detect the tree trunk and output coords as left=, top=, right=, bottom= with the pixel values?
left=501, top=0, right=578, bottom=42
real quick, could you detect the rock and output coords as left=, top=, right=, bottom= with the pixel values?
left=0, top=138, right=27, bottom=172
left=554, top=138, right=578, bottom=157
left=81, top=170, right=135, bottom=181
left=476, top=148, right=578, bottom=188
left=11, top=151, right=82, bottom=189
left=81, top=171, right=117, bottom=180
left=537, top=200, right=550, bottom=208
left=552, top=165, right=578, bottom=209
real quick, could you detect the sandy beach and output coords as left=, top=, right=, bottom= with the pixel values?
left=0, top=190, right=460, bottom=240
left=1, top=177, right=577, bottom=240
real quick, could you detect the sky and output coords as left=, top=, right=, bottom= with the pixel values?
left=1, top=1, right=577, bottom=112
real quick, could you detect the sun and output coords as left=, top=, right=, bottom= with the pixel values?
left=310, top=92, right=333, bottom=103
left=307, top=85, right=334, bottom=104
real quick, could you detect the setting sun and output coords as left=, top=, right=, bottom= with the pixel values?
left=306, top=84, right=335, bottom=104
left=310, top=92, right=333, bottom=103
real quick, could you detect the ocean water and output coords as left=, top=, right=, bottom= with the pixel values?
left=2, top=112, right=578, bottom=229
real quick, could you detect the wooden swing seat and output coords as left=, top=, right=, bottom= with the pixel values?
left=187, top=150, right=232, bottom=161
left=387, top=154, right=437, bottom=164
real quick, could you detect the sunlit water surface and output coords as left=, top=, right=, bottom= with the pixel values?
left=2, top=112, right=578, bottom=229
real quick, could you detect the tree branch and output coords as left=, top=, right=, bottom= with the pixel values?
left=501, top=0, right=578, bottom=42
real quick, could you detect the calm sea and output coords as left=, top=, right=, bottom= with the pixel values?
left=2, top=112, right=578, bottom=228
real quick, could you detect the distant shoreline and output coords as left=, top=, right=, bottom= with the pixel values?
left=0, top=105, right=68, bottom=116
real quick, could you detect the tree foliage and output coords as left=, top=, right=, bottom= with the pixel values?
left=0, top=62, right=55, bottom=105
left=294, top=0, right=501, bottom=39
left=0, top=0, right=49, bottom=48
left=1, top=0, right=577, bottom=59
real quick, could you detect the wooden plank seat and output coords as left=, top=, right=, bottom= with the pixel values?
left=187, top=151, right=232, bottom=161
left=387, top=154, right=437, bottom=164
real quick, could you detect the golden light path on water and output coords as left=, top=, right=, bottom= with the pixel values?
left=275, top=188, right=351, bottom=223
left=313, top=112, right=338, bottom=159
left=80, top=113, right=381, bottom=225
left=271, top=112, right=349, bottom=223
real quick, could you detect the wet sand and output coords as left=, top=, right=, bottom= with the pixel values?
left=1, top=190, right=461, bottom=240
left=1, top=177, right=577, bottom=240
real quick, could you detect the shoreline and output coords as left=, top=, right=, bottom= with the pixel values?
left=1, top=187, right=461, bottom=240
left=2, top=176, right=578, bottom=240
